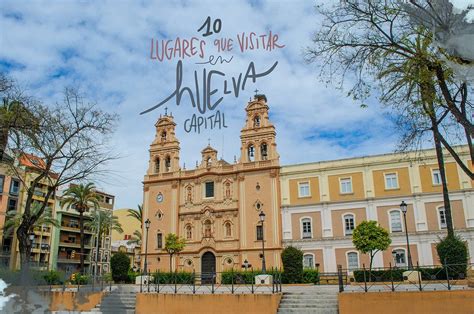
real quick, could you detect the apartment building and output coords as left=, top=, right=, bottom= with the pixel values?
left=0, top=153, right=18, bottom=268
left=51, top=187, right=115, bottom=276
left=280, top=146, right=474, bottom=272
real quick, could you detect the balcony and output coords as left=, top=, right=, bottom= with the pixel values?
left=60, top=222, right=94, bottom=234
left=59, top=241, right=92, bottom=249
left=57, top=257, right=91, bottom=264
left=33, top=226, right=51, bottom=234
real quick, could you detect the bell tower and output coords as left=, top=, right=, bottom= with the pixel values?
left=147, top=112, right=180, bottom=174
left=240, top=94, right=279, bottom=163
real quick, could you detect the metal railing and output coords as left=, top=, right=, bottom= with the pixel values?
left=137, top=269, right=283, bottom=294
left=337, top=262, right=472, bottom=293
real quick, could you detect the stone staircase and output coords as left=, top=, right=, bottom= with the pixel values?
left=277, top=286, right=339, bottom=314
left=91, top=286, right=137, bottom=314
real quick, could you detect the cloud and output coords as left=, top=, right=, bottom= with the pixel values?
left=0, top=0, right=398, bottom=209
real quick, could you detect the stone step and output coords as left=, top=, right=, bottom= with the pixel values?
left=280, top=300, right=338, bottom=305
left=278, top=310, right=338, bottom=314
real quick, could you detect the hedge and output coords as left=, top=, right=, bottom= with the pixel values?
left=353, top=267, right=466, bottom=282
left=151, top=271, right=194, bottom=284
left=221, top=269, right=318, bottom=285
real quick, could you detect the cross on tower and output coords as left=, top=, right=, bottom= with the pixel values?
left=164, top=107, right=168, bottom=116
left=254, top=89, right=259, bottom=96
left=208, top=138, right=211, bottom=146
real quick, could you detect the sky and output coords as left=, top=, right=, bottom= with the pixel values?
left=0, top=0, right=472, bottom=209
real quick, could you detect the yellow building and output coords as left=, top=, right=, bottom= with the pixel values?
left=142, top=95, right=282, bottom=274
left=280, top=146, right=474, bottom=272
left=111, top=208, right=141, bottom=271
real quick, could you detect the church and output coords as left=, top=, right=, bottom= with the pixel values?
left=142, top=94, right=282, bottom=274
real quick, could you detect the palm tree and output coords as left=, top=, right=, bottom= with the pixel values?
left=127, top=230, right=142, bottom=246
left=2, top=203, right=59, bottom=264
left=61, top=183, right=100, bottom=274
left=127, top=204, right=143, bottom=223
left=86, top=209, right=123, bottom=276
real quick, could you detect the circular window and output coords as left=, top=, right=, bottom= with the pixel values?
left=226, top=258, right=233, bottom=265
left=156, top=210, right=164, bottom=220
left=256, top=183, right=261, bottom=191
left=187, top=259, right=193, bottom=266
left=255, top=201, right=263, bottom=211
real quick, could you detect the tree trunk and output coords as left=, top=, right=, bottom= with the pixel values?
left=432, top=122, right=454, bottom=237
left=0, top=126, right=8, bottom=160
left=17, top=224, right=31, bottom=284
left=369, top=252, right=374, bottom=282
left=169, top=254, right=173, bottom=272
left=79, top=210, right=85, bottom=274
left=95, top=229, right=102, bottom=278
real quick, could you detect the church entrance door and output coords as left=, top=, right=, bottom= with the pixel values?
left=201, top=251, right=216, bottom=284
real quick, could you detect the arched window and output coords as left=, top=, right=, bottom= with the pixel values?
left=347, top=252, right=359, bottom=270
left=390, top=210, right=402, bottom=232
left=165, top=156, right=171, bottom=172
left=186, top=225, right=192, bottom=240
left=392, top=249, right=407, bottom=267
left=161, top=131, right=167, bottom=141
left=155, top=157, right=160, bottom=173
left=438, top=207, right=447, bottom=229
left=260, top=143, right=268, bottom=160
left=254, top=115, right=261, bottom=127
left=343, top=214, right=355, bottom=236
left=206, top=157, right=212, bottom=167
left=248, top=144, right=255, bottom=162
left=303, top=254, right=314, bottom=269
left=204, top=220, right=212, bottom=237
left=301, top=218, right=312, bottom=239
left=224, top=222, right=232, bottom=237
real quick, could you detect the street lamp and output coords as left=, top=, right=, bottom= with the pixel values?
left=144, top=218, right=151, bottom=276
left=259, top=211, right=266, bottom=274
left=400, top=201, right=413, bottom=269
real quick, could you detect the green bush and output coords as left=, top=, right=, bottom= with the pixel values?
left=436, top=234, right=468, bottom=276
left=220, top=269, right=282, bottom=284
left=110, top=252, right=130, bottom=283
left=152, top=271, right=194, bottom=284
left=353, top=269, right=404, bottom=282
left=127, top=270, right=140, bottom=283
left=302, top=269, right=319, bottom=284
left=281, top=246, right=304, bottom=283
left=43, top=270, right=64, bottom=285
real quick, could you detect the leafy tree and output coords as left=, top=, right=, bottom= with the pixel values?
left=352, top=221, right=391, bottom=274
left=61, top=183, right=100, bottom=274
left=281, top=246, right=304, bottom=284
left=86, top=209, right=123, bottom=276
left=110, top=252, right=130, bottom=283
left=436, top=234, right=468, bottom=276
left=164, top=233, right=186, bottom=272
left=2, top=203, right=59, bottom=238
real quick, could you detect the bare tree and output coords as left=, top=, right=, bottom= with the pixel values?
left=306, top=0, right=473, bottom=237
left=5, top=88, right=118, bottom=275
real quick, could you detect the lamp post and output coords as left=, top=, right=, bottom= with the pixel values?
left=29, top=232, right=35, bottom=269
left=144, top=218, right=151, bottom=276
left=400, top=201, right=413, bottom=269
left=259, top=211, right=266, bottom=274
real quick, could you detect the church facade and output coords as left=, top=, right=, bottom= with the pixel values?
left=142, top=95, right=282, bottom=274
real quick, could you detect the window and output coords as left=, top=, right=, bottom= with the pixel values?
left=347, top=252, right=359, bottom=270
left=303, top=254, right=314, bottom=269
left=155, top=158, right=160, bottom=173
left=68, top=236, right=76, bottom=243
left=384, top=173, right=398, bottom=189
left=254, top=115, right=261, bottom=127
left=260, top=143, right=268, bottom=160
left=439, top=207, right=447, bottom=229
left=7, top=198, right=17, bottom=212
left=204, top=181, right=214, bottom=198
left=248, top=145, right=255, bottom=162
left=256, top=225, right=263, bottom=240
left=298, top=182, right=310, bottom=198
left=225, top=182, right=231, bottom=199
left=165, top=156, right=171, bottom=172
left=206, top=157, right=212, bottom=167
left=301, top=218, right=312, bottom=239
left=161, top=131, right=167, bottom=141
left=432, top=169, right=441, bottom=185
left=0, top=175, right=4, bottom=192
left=9, top=179, right=20, bottom=195
left=393, top=249, right=406, bottom=267
left=204, top=220, right=212, bottom=237
left=344, top=214, right=355, bottom=236
left=390, top=210, right=402, bottom=232
left=225, top=222, right=232, bottom=237
left=157, top=233, right=163, bottom=249
left=340, top=178, right=352, bottom=194
left=186, top=225, right=192, bottom=240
